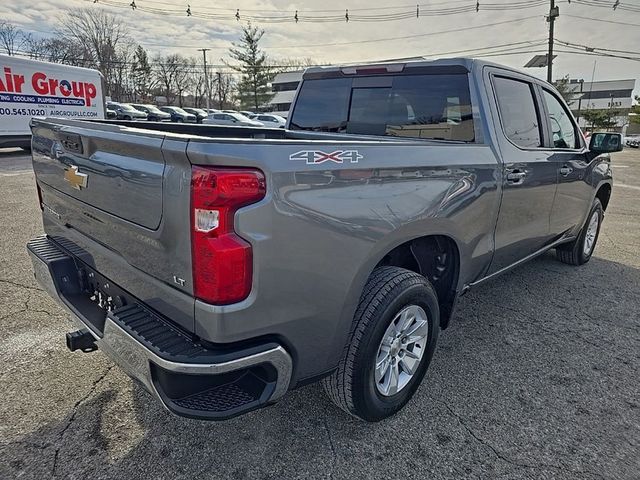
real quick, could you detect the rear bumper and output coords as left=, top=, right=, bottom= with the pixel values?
left=27, top=235, right=293, bottom=420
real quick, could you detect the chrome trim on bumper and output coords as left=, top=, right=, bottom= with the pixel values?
left=28, top=245, right=293, bottom=412
left=98, top=317, right=292, bottom=402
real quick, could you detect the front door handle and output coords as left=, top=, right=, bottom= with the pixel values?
left=559, top=165, right=573, bottom=176
left=506, top=170, right=526, bottom=184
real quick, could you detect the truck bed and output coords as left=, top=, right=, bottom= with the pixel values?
left=30, top=116, right=499, bottom=378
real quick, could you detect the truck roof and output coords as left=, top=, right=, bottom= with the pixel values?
left=303, top=57, right=542, bottom=84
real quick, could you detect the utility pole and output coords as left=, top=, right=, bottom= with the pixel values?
left=546, top=0, right=559, bottom=83
left=608, top=93, right=615, bottom=132
left=576, top=78, right=584, bottom=124
left=198, top=48, right=210, bottom=111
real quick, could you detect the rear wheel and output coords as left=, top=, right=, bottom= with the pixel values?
left=322, top=266, right=439, bottom=421
left=556, top=198, right=603, bottom=265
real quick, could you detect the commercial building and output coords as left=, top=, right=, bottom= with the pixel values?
left=266, top=70, right=303, bottom=117
left=566, top=79, right=636, bottom=132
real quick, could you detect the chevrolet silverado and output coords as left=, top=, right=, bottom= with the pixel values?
left=27, top=58, right=622, bottom=422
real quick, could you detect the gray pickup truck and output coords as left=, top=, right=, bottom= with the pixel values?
left=27, top=58, right=622, bottom=422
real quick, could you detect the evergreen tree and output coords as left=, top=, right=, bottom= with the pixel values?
left=132, top=45, right=152, bottom=102
left=553, top=75, right=576, bottom=107
left=226, top=23, right=274, bottom=110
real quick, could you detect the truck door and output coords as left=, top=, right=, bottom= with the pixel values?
left=538, top=87, right=594, bottom=236
left=487, top=73, right=558, bottom=274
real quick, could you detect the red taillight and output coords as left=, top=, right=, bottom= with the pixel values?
left=191, top=166, right=266, bottom=305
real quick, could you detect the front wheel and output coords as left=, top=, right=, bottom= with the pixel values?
left=556, top=197, right=603, bottom=265
left=322, top=267, right=439, bottom=421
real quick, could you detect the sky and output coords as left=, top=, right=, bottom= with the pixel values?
left=2, top=0, right=639, bottom=95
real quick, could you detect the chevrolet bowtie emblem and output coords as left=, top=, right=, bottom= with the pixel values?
left=64, top=165, right=88, bottom=190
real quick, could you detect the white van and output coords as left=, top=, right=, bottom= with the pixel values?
left=0, top=55, right=105, bottom=149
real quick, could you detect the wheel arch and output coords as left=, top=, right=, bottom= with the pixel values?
left=373, top=234, right=461, bottom=330
left=327, top=227, right=466, bottom=377
left=595, top=182, right=612, bottom=211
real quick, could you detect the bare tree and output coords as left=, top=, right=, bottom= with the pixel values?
left=111, top=43, right=134, bottom=101
left=21, top=33, right=49, bottom=60
left=271, top=57, right=317, bottom=73
left=174, top=56, right=193, bottom=107
left=57, top=9, right=131, bottom=95
left=213, top=72, right=235, bottom=109
left=189, top=68, right=207, bottom=108
left=38, top=38, right=91, bottom=66
left=0, top=21, right=26, bottom=55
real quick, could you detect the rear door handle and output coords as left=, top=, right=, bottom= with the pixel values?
left=506, top=170, right=526, bottom=184
left=59, top=133, right=83, bottom=154
left=559, top=165, right=573, bottom=176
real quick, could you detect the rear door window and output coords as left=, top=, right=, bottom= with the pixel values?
left=493, top=76, right=541, bottom=148
left=289, top=73, right=474, bottom=141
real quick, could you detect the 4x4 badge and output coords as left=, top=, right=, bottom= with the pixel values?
left=64, top=165, right=88, bottom=190
left=290, top=150, right=363, bottom=165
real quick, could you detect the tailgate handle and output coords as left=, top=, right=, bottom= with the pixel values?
left=60, top=134, right=83, bottom=154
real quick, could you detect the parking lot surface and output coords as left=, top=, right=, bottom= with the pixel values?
left=0, top=146, right=638, bottom=479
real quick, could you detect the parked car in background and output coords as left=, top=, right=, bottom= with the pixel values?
left=158, top=106, right=197, bottom=123
left=207, top=109, right=221, bottom=115
left=182, top=108, right=208, bottom=123
left=240, top=110, right=255, bottom=117
left=106, top=107, right=117, bottom=119
left=253, top=114, right=286, bottom=128
left=222, top=110, right=239, bottom=114
left=130, top=104, right=171, bottom=122
left=203, top=112, right=263, bottom=127
left=626, top=134, right=640, bottom=148
left=106, top=102, right=147, bottom=121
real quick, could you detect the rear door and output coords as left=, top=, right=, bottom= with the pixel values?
left=486, top=72, right=558, bottom=273
left=538, top=87, right=593, bottom=236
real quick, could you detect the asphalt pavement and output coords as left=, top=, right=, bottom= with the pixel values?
left=0, top=146, right=638, bottom=479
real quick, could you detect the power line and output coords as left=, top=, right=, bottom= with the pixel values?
left=10, top=40, right=550, bottom=70
left=7, top=15, right=541, bottom=51
left=571, top=0, right=640, bottom=13
left=556, top=39, right=640, bottom=55
left=75, top=0, right=553, bottom=24
left=563, top=13, right=640, bottom=27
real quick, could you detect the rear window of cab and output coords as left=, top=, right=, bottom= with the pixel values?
left=289, top=73, right=474, bottom=142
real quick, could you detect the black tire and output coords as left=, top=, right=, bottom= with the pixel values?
left=124, top=115, right=132, bottom=121
left=556, top=198, right=603, bottom=266
left=322, top=266, right=440, bottom=421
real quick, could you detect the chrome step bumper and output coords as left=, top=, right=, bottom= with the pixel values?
left=27, top=235, right=293, bottom=420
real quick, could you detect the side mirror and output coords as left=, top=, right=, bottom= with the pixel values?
left=589, top=132, right=623, bottom=154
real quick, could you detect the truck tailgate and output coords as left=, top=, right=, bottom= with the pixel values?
left=32, top=120, right=165, bottom=229
left=30, top=118, right=195, bottom=332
